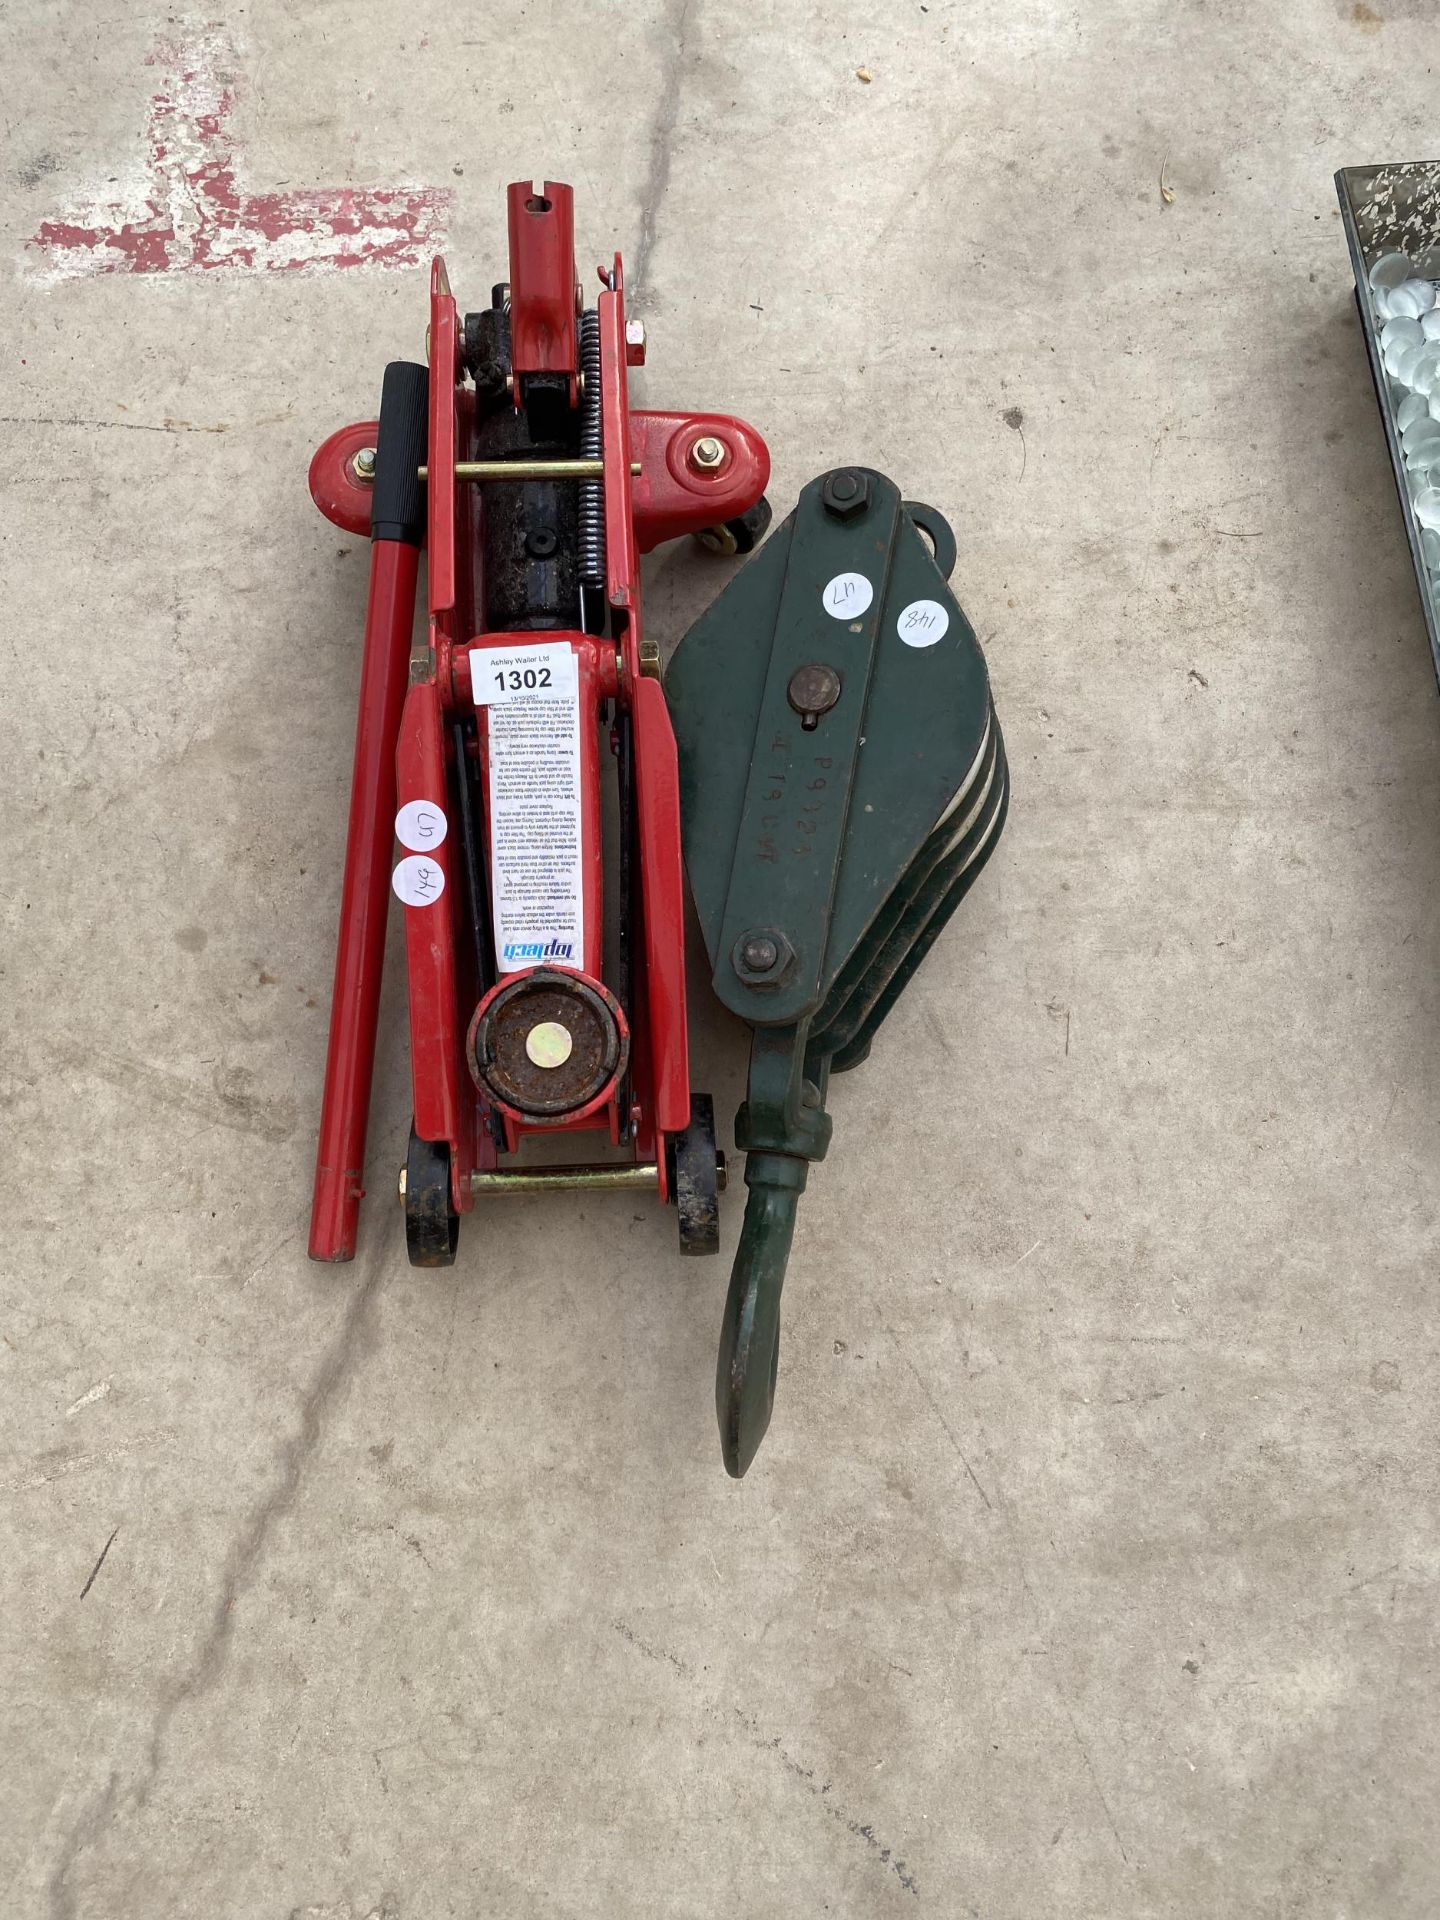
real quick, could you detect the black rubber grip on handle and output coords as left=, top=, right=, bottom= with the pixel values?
left=370, top=360, right=429, bottom=546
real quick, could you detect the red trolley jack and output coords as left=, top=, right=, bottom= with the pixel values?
left=309, top=181, right=1011, bottom=1475
left=308, top=181, right=770, bottom=1275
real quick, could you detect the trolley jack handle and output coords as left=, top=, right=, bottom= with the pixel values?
left=309, top=362, right=429, bottom=1263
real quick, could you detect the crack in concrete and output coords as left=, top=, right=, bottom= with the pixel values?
left=44, top=1219, right=394, bottom=1910
left=47, top=1771, right=118, bottom=1920
left=629, top=0, right=699, bottom=306
left=610, top=1620, right=921, bottom=1900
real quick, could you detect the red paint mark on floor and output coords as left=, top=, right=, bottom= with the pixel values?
left=28, top=25, right=450, bottom=279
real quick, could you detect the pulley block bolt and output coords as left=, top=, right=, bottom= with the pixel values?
left=731, top=926, right=795, bottom=986
left=821, top=468, right=869, bottom=519
left=689, top=435, right=725, bottom=472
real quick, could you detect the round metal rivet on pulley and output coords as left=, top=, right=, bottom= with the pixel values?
left=787, top=662, right=842, bottom=725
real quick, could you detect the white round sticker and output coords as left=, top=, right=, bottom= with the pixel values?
left=822, top=571, right=874, bottom=619
left=897, top=598, right=950, bottom=648
left=392, top=855, right=446, bottom=907
left=395, top=799, right=448, bottom=852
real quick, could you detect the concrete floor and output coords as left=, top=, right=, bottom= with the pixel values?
left=4, top=0, right=1439, bottom=1913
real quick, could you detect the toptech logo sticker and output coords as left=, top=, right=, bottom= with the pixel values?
left=502, top=939, right=575, bottom=965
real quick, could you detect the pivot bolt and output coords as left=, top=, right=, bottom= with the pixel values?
left=625, top=318, right=647, bottom=365
left=351, top=445, right=377, bottom=483
left=822, top=467, right=869, bottom=519
left=689, top=435, right=725, bottom=472
left=731, top=926, right=795, bottom=987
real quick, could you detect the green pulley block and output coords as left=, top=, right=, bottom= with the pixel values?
left=666, top=466, right=1009, bottom=1475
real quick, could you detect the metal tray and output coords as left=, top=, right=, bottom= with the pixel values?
left=1336, top=161, right=1440, bottom=689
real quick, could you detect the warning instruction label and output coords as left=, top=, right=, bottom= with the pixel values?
left=472, top=644, right=584, bottom=975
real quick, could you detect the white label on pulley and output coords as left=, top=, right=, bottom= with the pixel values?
left=897, top=598, right=950, bottom=647
left=392, top=854, right=446, bottom=907
left=470, top=641, right=579, bottom=707
left=822, top=571, right=874, bottom=619
left=395, top=799, right=448, bottom=852
left=472, top=643, right=585, bottom=974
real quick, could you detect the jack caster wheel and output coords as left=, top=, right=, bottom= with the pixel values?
left=403, top=1123, right=459, bottom=1267
left=669, top=1092, right=723, bottom=1256
left=694, top=493, right=773, bottom=558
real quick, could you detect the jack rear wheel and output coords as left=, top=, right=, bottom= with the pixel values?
left=694, top=493, right=772, bottom=558
left=670, top=1093, right=723, bottom=1256
left=404, top=1124, right=459, bottom=1267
